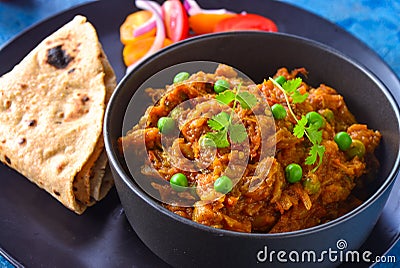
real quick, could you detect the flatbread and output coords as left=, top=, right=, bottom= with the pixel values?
left=0, top=15, right=116, bottom=214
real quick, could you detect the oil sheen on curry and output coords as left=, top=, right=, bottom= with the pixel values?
left=119, top=64, right=381, bottom=233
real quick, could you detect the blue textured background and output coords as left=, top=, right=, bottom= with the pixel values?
left=281, top=0, right=400, bottom=77
left=0, top=0, right=399, bottom=267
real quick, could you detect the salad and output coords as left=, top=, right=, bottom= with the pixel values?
left=120, top=0, right=278, bottom=72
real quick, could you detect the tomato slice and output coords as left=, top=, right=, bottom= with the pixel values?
left=162, top=0, right=189, bottom=42
left=213, top=14, right=278, bottom=33
left=120, top=10, right=156, bottom=45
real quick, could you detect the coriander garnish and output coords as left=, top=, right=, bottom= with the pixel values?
left=270, top=77, right=325, bottom=172
left=204, top=83, right=257, bottom=148
left=215, top=88, right=258, bottom=109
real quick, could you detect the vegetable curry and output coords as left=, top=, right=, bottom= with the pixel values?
left=119, top=64, right=381, bottom=233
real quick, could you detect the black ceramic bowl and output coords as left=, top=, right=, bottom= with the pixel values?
left=104, top=32, right=400, bottom=267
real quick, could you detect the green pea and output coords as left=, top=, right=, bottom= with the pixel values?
left=346, top=139, right=366, bottom=159
left=303, top=176, right=320, bottom=194
left=271, top=103, right=287, bottom=120
left=334, top=131, right=352, bottom=151
left=170, top=106, right=182, bottom=120
left=173, top=72, right=190, bottom=83
left=321, top=109, right=334, bottom=123
left=274, top=75, right=287, bottom=86
left=285, top=163, right=303, bottom=183
left=157, top=117, right=175, bottom=134
left=214, top=79, right=230, bottom=93
left=170, top=173, right=188, bottom=192
left=214, top=175, right=233, bottom=194
left=306, top=111, right=324, bottom=129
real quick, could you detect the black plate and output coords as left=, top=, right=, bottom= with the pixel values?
left=0, top=0, right=399, bottom=267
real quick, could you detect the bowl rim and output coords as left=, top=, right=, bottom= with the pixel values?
left=104, top=31, right=400, bottom=238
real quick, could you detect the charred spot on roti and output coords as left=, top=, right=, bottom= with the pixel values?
left=57, top=111, right=65, bottom=119
left=3, top=100, right=11, bottom=109
left=68, top=68, right=76, bottom=74
left=81, top=95, right=90, bottom=103
left=17, top=137, right=26, bottom=145
left=63, top=94, right=91, bottom=122
left=28, top=119, right=37, bottom=127
left=56, top=161, right=67, bottom=173
left=53, top=190, right=61, bottom=196
left=4, top=155, right=11, bottom=165
left=46, top=45, right=73, bottom=69
left=19, top=83, right=28, bottom=90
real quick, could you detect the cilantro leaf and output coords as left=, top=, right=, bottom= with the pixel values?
left=215, top=86, right=257, bottom=110
left=293, top=115, right=307, bottom=138
left=204, top=130, right=229, bottom=148
left=305, top=144, right=318, bottom=165
left=282, top=77, right=308, bottom=104
left=208, top=112, right=230, bottom=131
left=282, top=77, right=302, bottom=94
left=215, top=90, right=236, bottom=105
left=228, top=123, right=247, bottom=143
left=206, top=83, right=258, bottom=148
left=237, top=92, right=258, bottom=109
left=306, top=126, right=323, bottom=145
left=305, top=144, right=325, bottom=171
left=291, top=91, right=309, bottom=104
left=270, top=76, right=326, bottom=172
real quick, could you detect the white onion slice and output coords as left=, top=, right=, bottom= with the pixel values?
left=183, top=0, right=235, bottom=16
left=127, top=0, right=166, bottom=74
left=133, top=16, right=157, bottom=37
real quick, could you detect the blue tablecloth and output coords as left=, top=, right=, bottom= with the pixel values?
left=0, top=0, right=399, bottom=267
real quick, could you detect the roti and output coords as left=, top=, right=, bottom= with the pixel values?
left=0, top=15, right=116, bottom=214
